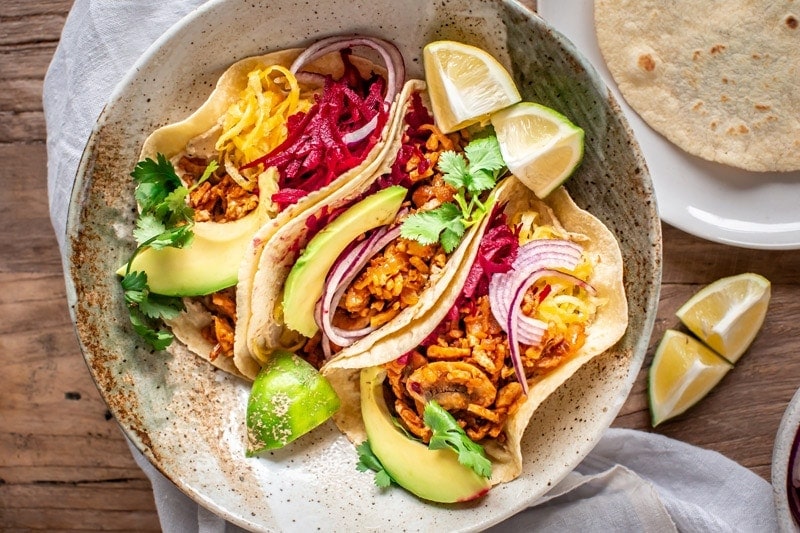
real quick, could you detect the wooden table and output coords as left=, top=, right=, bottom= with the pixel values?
left=3, top=1, right=800, bottom=529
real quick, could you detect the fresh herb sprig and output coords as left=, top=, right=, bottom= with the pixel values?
left=356, top=441, right=396, bottom=488
left=400, top=135, right=506, bottom=253
left=424, top=400, right=492, bottom=478
left=355, top=399, right=492, bottom=488
left=119, top=154, right=217, bottom=350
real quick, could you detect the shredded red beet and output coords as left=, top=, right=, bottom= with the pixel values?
left=419, top=205, right=517, bottom=347
left=368, top=91, right=435, bottom=195
left=462, top=208, right=517, bottom=300
left=242, top=50, right=389, bottom=211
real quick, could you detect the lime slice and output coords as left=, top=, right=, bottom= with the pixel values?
left=491, top=102, right=584, bottom=198
left=423, top=40, right=521, bottom=134
left=648, top=329, right=733, bottom=427
left=676, top=273, right=770, bottom=363
left=246, top=350, right=340, bottom=454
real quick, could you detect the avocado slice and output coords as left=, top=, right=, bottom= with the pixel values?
left=246, top=349, right=341, bottom=454
left=360, top=366, right=491, bottom=503
left=120, top=171, right=274, bottom=296
left=282, top=185, right=407, bottom=338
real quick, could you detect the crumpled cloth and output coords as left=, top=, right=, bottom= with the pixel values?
left=44, top=1, right=778, bottom=531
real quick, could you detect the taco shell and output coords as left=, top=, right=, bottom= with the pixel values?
left=142, top=45, right=403, bottom=377
left=236, top=80, right=497, bottom=379
left=323, top=176, right=628, bottom=486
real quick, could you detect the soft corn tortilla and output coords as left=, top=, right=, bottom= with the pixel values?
left=594, top=0, right=800, bottom=172
left=143, top=46, right=402, bottom=377
left=323, top=177, right=628, bottom=486
left=237, top=80, right=492, bottom=380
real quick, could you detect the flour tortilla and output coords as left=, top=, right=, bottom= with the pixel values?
left=144, top=46, right=403, bottom=377
left=237, top=80, right=493, bottom=380
left=594, top=0, right=800, bottom=172
left=322, top=177, right=628, bottom=486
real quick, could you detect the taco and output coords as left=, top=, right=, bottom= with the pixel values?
left=119, top=36, right=406, bottom=376
left=237, top=80, right=504, bottom=379
left=321, top=176, right=628, bottom=499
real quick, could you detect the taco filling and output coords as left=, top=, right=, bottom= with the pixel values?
left=120, top=36, right=404, bottom=366
left=290, top=90, right=492, bottom=367
left=373, top=205, right=601, bottom=445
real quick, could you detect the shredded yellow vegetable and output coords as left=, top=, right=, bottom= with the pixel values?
left=513, top=210, right=599, bottom=336
left=215, top=65, right=314, bottom=188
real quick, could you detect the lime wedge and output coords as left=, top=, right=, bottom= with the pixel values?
left=648, top=329, right=733, bottom=427
left=423, top=40, right=521, bottom=134
left=491, top=101, right=584, bottom=198
left=676, top=273, right=770, bottom=363
left=246, top=350, right=340, bottom=454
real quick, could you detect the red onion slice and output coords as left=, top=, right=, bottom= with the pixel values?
left=487, top=238, right=592, bottom=394
left=316, top=225, right=403, bottom=351
left=489, top=239, right=583, bottom=333
left=342, top=114, right=379, bottom=145
left=290, top=35, right=405, bottom=107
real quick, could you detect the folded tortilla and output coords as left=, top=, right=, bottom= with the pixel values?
left=236, top=80, right=492, bottom=379
left=137, top=46, right=403, bottom=377
left=322, top=176, right=628, bottom=486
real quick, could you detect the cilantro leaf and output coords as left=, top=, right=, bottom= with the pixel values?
left=133, top=214, right=167, bottom=247
left=400, top=135, right=506, bottom=252
left=149, top=225, right=195, bottom=251
left=155, top=187, right=194, bottom=227
left=119, top=154, right=217, bottom=350
left=129, top=307, right=175, bottom=351
left=423, top=400, right=492, bottom=479
left=356, top=441, right=395, bottom=488
left=440, top=227, right=465, bottom=254
left=121, top=271, right=184, bottom=319
left=195, top=159, right=219, bottom=189
left=464, top=136, right=505, bottom=178
left=438, top=150, right=471, bottom=189
left=400, top=203, right=464, bottom=252
left=138, top=293, right=184, bottom=321
left=131, top=154, right=183, bottom=213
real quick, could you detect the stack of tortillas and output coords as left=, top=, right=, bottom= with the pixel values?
left=594, top=0, right=800, bottom=172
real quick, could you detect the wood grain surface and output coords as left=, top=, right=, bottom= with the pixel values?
left=3, top=0, right=799, bottom=530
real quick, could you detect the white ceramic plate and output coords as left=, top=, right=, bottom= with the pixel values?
left=65, top=0, right=661, bottom=530
left=539, top=0, right=800, bottom=250
left=773, top=387, right=800, bottom=532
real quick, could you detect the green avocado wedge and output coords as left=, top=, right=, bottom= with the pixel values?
left=359, top=366, right=491, bottom=503
left=246, top=349, right=341, bottom=454
left=282, top=185, right=407, bottom=338
left=119, top=171, right=275, bottom=296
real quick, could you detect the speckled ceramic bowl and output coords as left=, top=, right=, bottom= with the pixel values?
left=65, top=0, right=661, bottom=530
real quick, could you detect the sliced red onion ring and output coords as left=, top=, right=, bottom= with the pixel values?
left=290, top=35, right=405, bottom=107
left=487, top=238, right=594, bottom=394
left=293, top=70, right=327, bottom=88
left=315, top=224, right=403, bottom=352
left=489, top=239, right=583, bottom=332
left=342, top=114, right=379, bottom=145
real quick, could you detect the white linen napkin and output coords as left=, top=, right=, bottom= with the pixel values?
left=43, top=1, right=778, bottom=531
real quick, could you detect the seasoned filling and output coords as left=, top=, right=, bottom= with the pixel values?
left=199, top=287, right=237, bottom=360
left=178, top=155, right=257, bottom=359
left=178, top=155, right=259, bottom=223
left=327, top=121, right=468, bottom=338
left=335, top=238, right=447, bottom=330
left=298, top=103, right=474, bottom=366
left=385, top=290, right=587, bottom=444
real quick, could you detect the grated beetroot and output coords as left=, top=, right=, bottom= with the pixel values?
left=419, top=206, right=517, bottom=347
left=462, top=207, right=517, bottom=300
left=366, top=91, right=434, bottom=195
left=242, top=50, right=389, bottom=211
